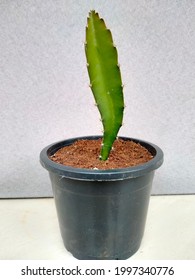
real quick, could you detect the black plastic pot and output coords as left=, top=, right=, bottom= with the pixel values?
left=40, top=136, right=163, bottom=260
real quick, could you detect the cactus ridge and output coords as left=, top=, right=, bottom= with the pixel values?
left=85, top=10, right=124, bottom=160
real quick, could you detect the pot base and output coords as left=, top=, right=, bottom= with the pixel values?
left=66, top=242, right=141, bottom=260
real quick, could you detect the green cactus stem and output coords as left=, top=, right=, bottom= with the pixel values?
left=85, top=10, right=124, bottom=160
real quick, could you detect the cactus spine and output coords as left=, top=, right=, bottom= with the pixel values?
left=85, top=10, right=124, bottom=160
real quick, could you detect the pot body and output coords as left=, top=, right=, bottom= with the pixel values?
left=40, top=136, right=163, bottom=260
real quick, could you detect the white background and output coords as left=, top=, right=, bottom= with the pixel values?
left=0, top=0, right=195, bottom=197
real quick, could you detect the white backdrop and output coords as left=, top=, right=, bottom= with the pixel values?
left=0, top=0, right=195, bottom=197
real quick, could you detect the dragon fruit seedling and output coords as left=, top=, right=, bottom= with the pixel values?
left=85, top=10, right=124, bottom=160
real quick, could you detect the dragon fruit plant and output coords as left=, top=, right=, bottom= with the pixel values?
left=85, top=11, right=124, bottom=160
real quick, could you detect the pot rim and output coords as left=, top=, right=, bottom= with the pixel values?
left=40, top=135, right=164, bottom=181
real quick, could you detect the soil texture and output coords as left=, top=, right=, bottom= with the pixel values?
left=50, top=138, right=153, bottom=170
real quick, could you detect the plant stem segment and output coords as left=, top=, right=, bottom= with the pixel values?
left=85, top=10, right=124, bottom=160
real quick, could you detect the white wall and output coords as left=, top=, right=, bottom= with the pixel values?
left=0, top=0, right=195, bottom=197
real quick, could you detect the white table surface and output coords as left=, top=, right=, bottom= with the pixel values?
left=0, top=195, right=195, bottom=260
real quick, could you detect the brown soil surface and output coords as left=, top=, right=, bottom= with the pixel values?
left=50, top=138, right=153, bottom=170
